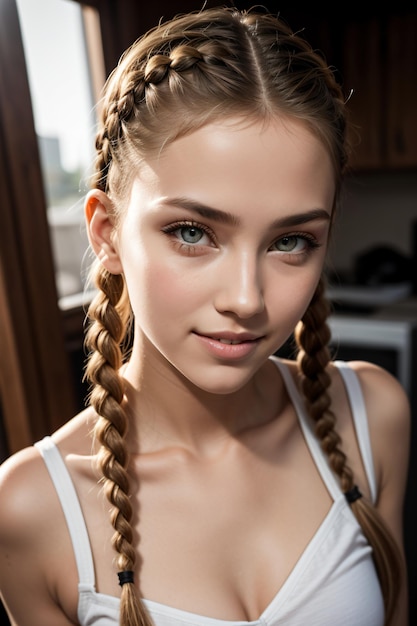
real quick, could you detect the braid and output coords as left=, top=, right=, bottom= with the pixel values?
left=84, top=266, right=152, bottom=626
left=295, top=278, right=353, bottom=489
left=295, top=278, right=402, bottom=624
left=144, top=46, right=204, bottom=84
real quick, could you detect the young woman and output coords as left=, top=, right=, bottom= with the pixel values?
left=0, top=6, right=410, bottom=626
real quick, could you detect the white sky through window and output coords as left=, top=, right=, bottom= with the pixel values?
left=16, top=0, right=96, bottom=173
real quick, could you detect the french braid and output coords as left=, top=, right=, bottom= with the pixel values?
left=83, top=7, right=402, bottom=625
left=295, top=277, right=402, bottom=625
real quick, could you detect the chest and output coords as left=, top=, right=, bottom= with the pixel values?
left=89, top=431, right=333, bottom=621
left=58, top=378, right=374, bottom=623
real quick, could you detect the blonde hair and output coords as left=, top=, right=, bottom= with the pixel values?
left=84, top=7, right=401, bottom=625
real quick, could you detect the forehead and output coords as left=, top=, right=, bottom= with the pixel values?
left=131, top=116, right=335, bottom=216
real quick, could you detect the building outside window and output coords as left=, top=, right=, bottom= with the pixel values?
left=16, top=0, right=105, bottom=306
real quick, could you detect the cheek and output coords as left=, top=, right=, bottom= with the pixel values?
left=127, top=257, right=205, bottom=317
left=267, top=268, right=323, bottom=326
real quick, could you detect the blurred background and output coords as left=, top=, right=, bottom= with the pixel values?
left=0, top=0, right=416, bottom=622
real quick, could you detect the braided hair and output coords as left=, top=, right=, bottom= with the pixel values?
left=84, top=7, right=401, bottom=625
left=295, top=278, right=402, bottom=624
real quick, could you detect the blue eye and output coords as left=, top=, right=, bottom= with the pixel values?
left=179, top=226, right=204, bottom=244
left=162, top=220, right=216, bottom=251
left=276, top=236, right=299, bottom=252
left=270, top=234, right=320, bottom=255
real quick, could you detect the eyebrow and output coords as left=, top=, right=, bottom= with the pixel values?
left=160, top=197, right=331, bottom=228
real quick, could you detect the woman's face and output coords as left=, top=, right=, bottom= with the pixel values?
left=104, top=116, right=335, bottom=394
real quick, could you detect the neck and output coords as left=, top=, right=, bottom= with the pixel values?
left=120, top=350, right=283, bottom=457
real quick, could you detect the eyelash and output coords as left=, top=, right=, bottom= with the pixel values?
left=162, top=220, right=322, bottom=258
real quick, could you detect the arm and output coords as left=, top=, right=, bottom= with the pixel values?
left=350, top=361, right=411, bottom=626
left=0, top=447, right=77, bottom=625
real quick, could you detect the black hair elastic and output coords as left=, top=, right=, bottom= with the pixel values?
left=118, top=570, right=135, bottom=586
left=345, top=485, right=363, bottom=504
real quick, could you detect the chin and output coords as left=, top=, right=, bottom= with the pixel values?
left=182, top=364, right=262, bottom=396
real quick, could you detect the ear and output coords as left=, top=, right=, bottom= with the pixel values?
left=85, top=189, right=123, bottom=274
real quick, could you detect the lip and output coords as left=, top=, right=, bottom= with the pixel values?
left=193, top=331, right=264, bottom=360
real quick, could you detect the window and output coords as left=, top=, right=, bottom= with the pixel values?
left=15, top=0, right=105, bottom=305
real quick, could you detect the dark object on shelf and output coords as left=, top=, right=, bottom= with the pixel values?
left=353, top=245, right=412, bottom=286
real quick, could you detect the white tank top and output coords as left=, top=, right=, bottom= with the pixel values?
left=34, top=358, right=385, bottom=626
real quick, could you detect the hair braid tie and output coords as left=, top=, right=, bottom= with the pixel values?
left=118, top=570, right=135, bottom=586
left=345, top=485, right=363, bottom=504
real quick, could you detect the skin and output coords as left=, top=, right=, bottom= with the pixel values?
left=0, top=116, right=410, bottom=625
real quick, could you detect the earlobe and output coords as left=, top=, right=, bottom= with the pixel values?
left=85, top=189, right=123, bottom=275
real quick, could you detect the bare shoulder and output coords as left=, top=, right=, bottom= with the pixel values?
left=333, top=359, right=411, bottom=467
left=345, top=360, right=410, bottom=437
left=0, top=444, right=49, bottom=538
left=0, top=408, right=96, bottom=549
left=0, top=447, right=56, bottom=620
left=0, top=411, right=95, bottom=625
left=339, top=360, right=410, bottom=514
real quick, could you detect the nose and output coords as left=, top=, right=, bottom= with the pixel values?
left=214, top=251, right=265, bottom=319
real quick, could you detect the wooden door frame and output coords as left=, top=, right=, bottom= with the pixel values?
left=0, top=0, right=76, bottom=455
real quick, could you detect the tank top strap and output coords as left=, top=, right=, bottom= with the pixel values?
left=272, top=357, right=378, bottom=505
left=271, top=357, right=342, bottom=501
left=272, top=357, right=342, bottom=500
left=333, top=361, right=377, bottom=503
left=34, top=436, right=96, bottom=590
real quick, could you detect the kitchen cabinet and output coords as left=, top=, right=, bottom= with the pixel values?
left=342, top=13, right=417, bottom=170
left=268, top=5, right=417, bottom=171
left=385, top=14, right=417, bottom=168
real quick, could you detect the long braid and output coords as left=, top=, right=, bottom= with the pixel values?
left=84, top=266, right=152, bottom=626
left=85, top=33, right=153, bottom=621
left=295, top=278, right=402, bottom=624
